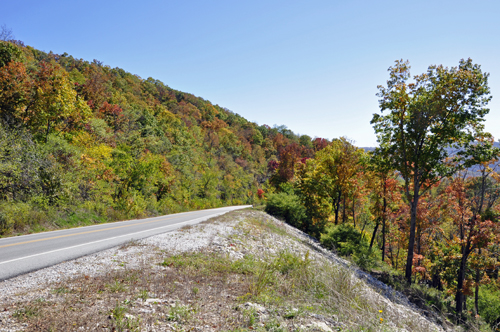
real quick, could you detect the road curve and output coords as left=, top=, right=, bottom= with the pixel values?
left=0, top=205, right=251, bottom=281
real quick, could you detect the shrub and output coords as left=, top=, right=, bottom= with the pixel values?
left=0, top=210, right=8, bottom=235
left=264, top=192, right=308, bottom=230
left=473, top=284, right=500, bottom=328
left=321, top=224, right=376, bottom=269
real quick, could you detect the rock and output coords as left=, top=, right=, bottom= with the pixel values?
left=145, top=298, right=162, bottom=304
left=244, top=302, right=267, bottom=314
left=307, top=321, right=333, bottom=332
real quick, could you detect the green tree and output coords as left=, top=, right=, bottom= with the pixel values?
left=371, top=58, right=494, bottom=287
left=0, top=41, right=23, bottom=67
left=296, top=137, right=365, bottom=231
left=26, top=61, right=91, bottom=141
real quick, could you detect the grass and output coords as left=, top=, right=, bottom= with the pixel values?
left=107, top=279, right=127, bottom=293
left=166, top=302, right=195, bottom=323
left=368, top=268, right=494, bottom=331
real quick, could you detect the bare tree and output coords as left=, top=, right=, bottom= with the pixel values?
left=0, top=24, right=14, bottom=41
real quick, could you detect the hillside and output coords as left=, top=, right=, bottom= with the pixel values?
left=0, top=40, right=323, bottom=236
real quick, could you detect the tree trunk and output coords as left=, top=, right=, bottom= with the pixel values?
left=431, top=272, right=442, bottom=290
left=475, top=248, right=482, bottom=316
left=342, top=195, right=346, bottom=223
left=45, top=119, right=51, bottom=143
left=370, top=220, right=379, bottom=251
left=455, top=248, right=470, bottom=318
left=405, top=195, right=419, bottom=284
left=382, top=196, right=387, bottom=262
left=334, top=191, right=341, bottom=225
left=352, top=197, right=356, bottom=227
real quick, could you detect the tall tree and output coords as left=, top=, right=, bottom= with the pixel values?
left=296, top=137, right=365, bottom=228
left=371, top=58, right=494, bottom=284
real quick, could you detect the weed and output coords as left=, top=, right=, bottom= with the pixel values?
left=243, top=307, right=258, bottom=327
left=110, top=301, right=127, bottom=321
left=109, top=301, right=140, bottom=332
left=167, top=302, right=194, bottom=323
left=283, top=308, right=300, bottom=319
left=51, top=286, right=70, bottom=294
left=247, top=216, right=289, bottom=238
left=263, top=319, right=286, bottom=331
left=107, top=280, right=127, bottom=293
left=13, top=304, right=39, bottom=320
left=137, top=289, right=149, bottom=301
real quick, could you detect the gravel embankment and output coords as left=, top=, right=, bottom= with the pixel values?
left=0, top=210, right=449, bottom=331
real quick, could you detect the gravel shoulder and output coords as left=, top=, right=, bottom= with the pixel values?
left=0, top=210, right=452, bottom=331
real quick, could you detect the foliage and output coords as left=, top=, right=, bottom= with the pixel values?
left=472, top=284, right=500, bottom=328
left=264, top=192, right=308, bottom=231
left=371, top=58, right=496, bottom=286
left=320, top=224, right=377, bottom=269
left=0, top=41, right=23, bottom=67
left=0, top=40, right=317, bottom=235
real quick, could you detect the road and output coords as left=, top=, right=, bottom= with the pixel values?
left=0, top=205, right=251, bottom=281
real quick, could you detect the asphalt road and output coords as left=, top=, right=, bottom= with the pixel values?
left=0, top=205, right=251, bottom=281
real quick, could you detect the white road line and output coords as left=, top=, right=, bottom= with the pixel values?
left=0, top=212, right=223, bottom=265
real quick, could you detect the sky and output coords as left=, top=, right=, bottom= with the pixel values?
left=2, top=0, right=499, bottom=147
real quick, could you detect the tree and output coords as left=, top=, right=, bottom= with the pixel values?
left=442, top=173, right=499, bottom=317
left=466, top=149, right=500, bottom=316
left=0, top=60, right=32, bottom=125
left=371, top=58, right=494, bottom=285
left=25, top=61, right=91, bottom=141
left=367, top=153, right=401, bottom=262
left=0, top=41, right=23, bottom=67
left=295, top=137, right=365, bottom=232
left=0, top=25, right=14, bottom=41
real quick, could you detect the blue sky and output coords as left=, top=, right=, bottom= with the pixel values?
left=2, top=0, right=499, bottom=146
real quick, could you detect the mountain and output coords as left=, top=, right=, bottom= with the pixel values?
left=0, top=40, right=320, bottom=235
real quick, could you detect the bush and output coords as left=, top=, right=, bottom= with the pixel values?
left=473, top=284, right=500, bottom=328
left=264, top=192, right=308, bottom=230
left=0, top=210, right=8, bottom=235
left=321, top=224, right=376, bottom=269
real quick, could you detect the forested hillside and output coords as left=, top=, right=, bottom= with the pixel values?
left=0, top=39, right=325, bottom=235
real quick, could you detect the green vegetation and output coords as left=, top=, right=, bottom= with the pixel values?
left=0, top=39, right=327, bottom=236
left=264, top=191, right=307, bottom=230
left=321, top=224, right=377, bottom=270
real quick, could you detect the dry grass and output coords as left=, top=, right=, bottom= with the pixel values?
left=8, top=253, right=251, bottom=331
